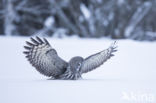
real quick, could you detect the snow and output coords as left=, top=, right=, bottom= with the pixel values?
left=117, top=0, right=125, bottom=5
left=0, top=36, right=156, bottom=103
left=44, top=16, right=55, bottom=27
left=80, top=4, right=91, bottom=20
left=124, top=1, right=152, bottom=38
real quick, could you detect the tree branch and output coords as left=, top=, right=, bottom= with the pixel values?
left=124, top=1, right=152, bottom=38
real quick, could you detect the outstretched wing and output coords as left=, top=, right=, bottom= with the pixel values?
left=80, top=41, right=117, bottom=74
left=23, top=37, right=67, bottom=77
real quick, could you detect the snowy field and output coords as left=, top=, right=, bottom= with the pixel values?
left=0, top=36, right=156, bottom=103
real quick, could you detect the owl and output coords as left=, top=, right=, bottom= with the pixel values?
left=23, top=37, right=117, bottom=80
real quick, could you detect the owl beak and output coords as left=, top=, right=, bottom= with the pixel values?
left=76, top=66, right=80, bottom=72
left=76, top=64, right=81, bottom=72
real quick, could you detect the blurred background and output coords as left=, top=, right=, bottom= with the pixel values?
left=0, top=0, right=156, bottom=40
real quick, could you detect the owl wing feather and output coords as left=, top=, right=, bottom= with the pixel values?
left=23, top=37, right=67, bottom=77
left=80, top=41, right=117, bottom=74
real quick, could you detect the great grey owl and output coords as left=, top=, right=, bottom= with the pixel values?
left=23, top=37, right=117, bottom=80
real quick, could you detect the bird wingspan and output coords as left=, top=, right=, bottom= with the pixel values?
left=80, top=41, right=117, bottom=74
left=23, top=36, right=67, bottom=77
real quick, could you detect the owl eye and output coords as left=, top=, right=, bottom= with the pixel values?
left=76, top=63, right=81, bottom=71
left=78, top=63, right=81, bottom=67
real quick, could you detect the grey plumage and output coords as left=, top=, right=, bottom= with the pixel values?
left=23, top=37, right=117, bottom=80
left=24, top=37, right=67, bottom=77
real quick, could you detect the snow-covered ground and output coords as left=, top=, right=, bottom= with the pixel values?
left=0, top=36, right=156, bottom=103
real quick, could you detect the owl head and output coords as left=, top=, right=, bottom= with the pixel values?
left=68, top=56, right=84, bottom=73
left=58, top=56, right=84, bottom=80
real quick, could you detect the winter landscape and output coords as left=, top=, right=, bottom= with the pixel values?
left=0, top=36, right=156, bottom=103
left=0, top=0, right=156, bottom=103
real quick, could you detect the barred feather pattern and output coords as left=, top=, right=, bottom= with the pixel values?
left=80, top=41, right=117, bottom=74
left=23, top=37, right=117, bottom=80
left=23, top=37, right=67, bottom=77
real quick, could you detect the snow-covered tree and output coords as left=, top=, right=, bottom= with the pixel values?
left=0, top=0, right=156, bottom=40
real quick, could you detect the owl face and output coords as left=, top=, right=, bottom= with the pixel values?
left=58, top=57, right=84, bottom=80
left=68, top=56, right=84, bottom=74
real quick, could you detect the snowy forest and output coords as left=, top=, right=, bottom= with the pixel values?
left=1, top=1, right=156, bottom=103
left=0, top=0, right=156, bottom=40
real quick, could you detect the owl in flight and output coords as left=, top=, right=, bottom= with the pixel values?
left=23, top=37, right=117, bottom=80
